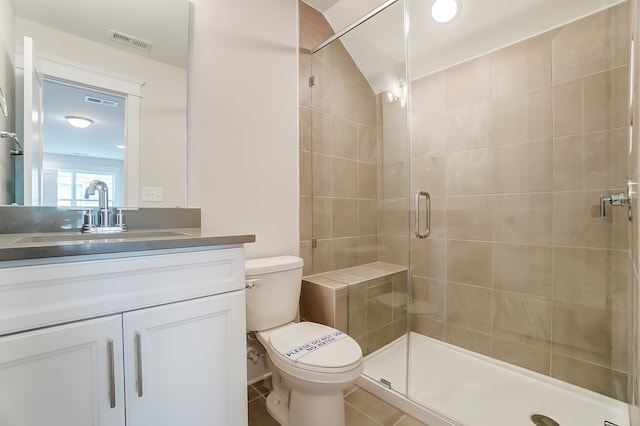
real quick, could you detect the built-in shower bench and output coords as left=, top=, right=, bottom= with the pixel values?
left=301, top=262, right=408, bottom=356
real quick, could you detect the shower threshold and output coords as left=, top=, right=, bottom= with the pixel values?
left=357, top=333, right=629, bottom=426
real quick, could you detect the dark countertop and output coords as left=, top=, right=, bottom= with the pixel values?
left=0, top=228, right=255, bottom=264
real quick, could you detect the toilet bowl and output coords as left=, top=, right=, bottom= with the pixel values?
left=245, top=256, right=363, bottom=426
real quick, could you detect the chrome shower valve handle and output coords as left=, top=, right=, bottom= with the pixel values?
left=599, top=178, right=633, bottom=221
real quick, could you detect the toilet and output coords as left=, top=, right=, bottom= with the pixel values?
left=245, top=256, right=363, bottom=426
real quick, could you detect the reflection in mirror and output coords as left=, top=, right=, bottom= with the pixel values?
left=8, top=0, right=189, bottom=207
left=42, top=79, right=125, bottom=207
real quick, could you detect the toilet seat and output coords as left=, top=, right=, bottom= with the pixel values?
left=265, top=322, right=362, bottom=374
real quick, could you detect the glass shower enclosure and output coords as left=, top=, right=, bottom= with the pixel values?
left=306, top=0, right=637, bottom=424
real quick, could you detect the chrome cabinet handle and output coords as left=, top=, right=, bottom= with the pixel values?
left=135, top=332, right=144, bottom=397
left=415, top=190, right=431, bottom=239
left=107, top=338, right=116, bottom=409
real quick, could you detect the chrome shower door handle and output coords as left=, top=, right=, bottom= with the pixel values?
left=415, top=190, right=431, bottom=239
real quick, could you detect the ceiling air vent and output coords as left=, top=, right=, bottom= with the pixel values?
left=85, top=96, right=119, bottom=108
left=108, top=29, right=153, bottom=52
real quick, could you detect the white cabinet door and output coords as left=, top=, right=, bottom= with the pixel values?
left=124, top=292, right=247, bottom=426
left=0, top=316, right=125, bottom=426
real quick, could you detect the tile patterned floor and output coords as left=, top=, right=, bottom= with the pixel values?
left=248, top=377, right=429, bottom=426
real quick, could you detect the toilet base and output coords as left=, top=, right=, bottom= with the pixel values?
left=265, top=387, right=347, bottom=426
left=288, top=387, right=346, bottom=426
left=265, top=391, right=289, bottom=426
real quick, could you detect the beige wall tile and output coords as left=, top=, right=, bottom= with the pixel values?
left=358, top=125, right=377, bottom=163
left=332, top=198, right=358, bottom=238
left=378, top=235, right=409, bottom=266
left=412, top=71, right=444, bottom=115
left=446, top=148, right=493, bottom=195
left=357, top=85, right=377, bottom=127
left=492, top=33, right=551, bottom=97
left=367, top=323, right=394, bottom=354
left=299, top=106, right=312, bottom=151
left=492, top=291, right=552, bottom=347
left=553, top=190, right=628, bottom=249
left=493, top=193, right=553, bottom=245
left=583, top=67, right=629, bottom=133
left=332, top=157, right=358, bottom=197
left=553, top=303, right=620, bottom=368
left=348, top=281, right=367, bottom=338
left=359, top=199, right=377, bottom=236
left=446, top=240, right=493, bottom=287
left=411, top=112, right=447, bottom=157
left=445, top=324, right=491, bottom=356
left=491, top=337, right=550, bottom=375
left=311, top=110, right=331, bottom=154
left=411, top=276, right=444, bottom=321
left=494, top=243, right=552, bottom=297
left=411, top=316, right=445, bottom=339
left=332, top=237, right=359, bottom=269
left=300, top=241, right=313, bottom=277
left=553, top=135, right=585, bottom=191
left=444, top=56, right=492, bottom=109
left=359, top=162, right=378, bottom=199
left=300, top=280, right=336, bottom=327
left=411, top=237, right=446, bottom=280
left=381, top=160, right=409, bottom=199
left=335, top=287, right=348, bottom=332
left=552, top=79, right=584, bottom=137
left=492, top=88, right=552, bottom=145
left=584, top=128, right=629, bottom=190
left=411, top=156, right=446, bottom=197
left=358, top=236, right=378, bottom=265
left=331, top=117, right=358, bottom=159
left=445, top=101, right=494, bottom=152
left=446, top=195, right=493, bottom=241
left=313, top=196, right=332, bottom=238
left=300, top=196, right=312, bottom=241
left=300, top=150, right=312, bottom=196
left=553, top=247, right=629, bottom=310
left=552, top=354, right=629, bottom=402
left=493, top=140, right=553, bottom=193
left=312, top=153, right=331, bottom=196
left=312, top=239, right=332, bottom=274
left=379, top=198, right=409, bottom=236
left=552, top=3, right=630, bottom=82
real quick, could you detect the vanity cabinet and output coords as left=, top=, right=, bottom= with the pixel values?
left=0, top=247, right=248, bottom=426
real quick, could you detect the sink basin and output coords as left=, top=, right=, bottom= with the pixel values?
left=14, top=230, right=191, bottom=244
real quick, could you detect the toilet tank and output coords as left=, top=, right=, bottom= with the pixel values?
left=245, top=256, right=304, bottom=332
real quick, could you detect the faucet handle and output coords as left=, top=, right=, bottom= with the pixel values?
left=82, top=209, right=97, bottom=232
left=114, top=208, right=128, bottom=231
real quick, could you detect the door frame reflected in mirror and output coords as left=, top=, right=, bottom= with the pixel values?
left=15, top=49, right=142, bottom=207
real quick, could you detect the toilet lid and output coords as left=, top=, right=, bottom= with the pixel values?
left=269, top=322, right=362, bottom=370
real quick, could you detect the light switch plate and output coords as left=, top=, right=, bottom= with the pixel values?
left=142, top=187, right=163, bottom=202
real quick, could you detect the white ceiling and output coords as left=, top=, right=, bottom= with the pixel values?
left=10, top=0, right=189, bottom=160
left=305, top=0, right=627, bottom=94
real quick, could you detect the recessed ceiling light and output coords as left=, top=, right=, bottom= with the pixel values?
left=66, top=116, right=93, bottom=129
left=116, top=144, right=125, bottom=149
left=431, top=0, right=460, bottom=24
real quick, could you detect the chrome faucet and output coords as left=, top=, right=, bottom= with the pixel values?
left=84, top=180, right=111, bottom=228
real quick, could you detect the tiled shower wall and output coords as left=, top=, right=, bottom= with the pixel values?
left=300, top=0, right=636, bottom=404
left=400, top=3, right=632, bottom=401
left=299, top=2, right=380, bottom=277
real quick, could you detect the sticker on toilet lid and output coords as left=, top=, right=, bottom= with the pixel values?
left=283, top=331, right=348, bottom=361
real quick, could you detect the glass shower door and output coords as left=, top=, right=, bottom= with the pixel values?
left=406, top=0, right=635, bottom=423
left=308, top=0, right=412, bottom=396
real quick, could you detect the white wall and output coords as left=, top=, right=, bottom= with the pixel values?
left=0, top=0, right=14, bottom=204
left=187, top=0, right=300, bottom=260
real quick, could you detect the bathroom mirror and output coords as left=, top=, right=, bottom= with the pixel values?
left=8, top=0, right=189, bottom=207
